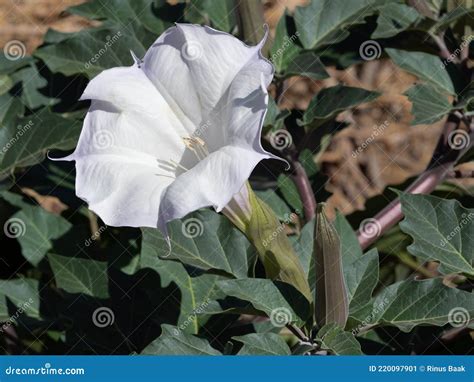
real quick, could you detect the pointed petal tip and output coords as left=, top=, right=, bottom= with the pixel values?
left=47, top=150, right=74, bottom=162
left=129, top=50, right=142, bottom=66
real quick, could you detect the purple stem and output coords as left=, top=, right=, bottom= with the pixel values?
left=358, top=118, right=472, bottom=250
left=291, top=160, right=316, bottom=221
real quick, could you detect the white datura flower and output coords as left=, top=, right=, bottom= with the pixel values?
left=56, top=23, right=280, bottom=237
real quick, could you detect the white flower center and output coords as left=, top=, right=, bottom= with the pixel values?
left=156, top=136, right=209, bottom=178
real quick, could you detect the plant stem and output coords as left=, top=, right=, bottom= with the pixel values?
left=291, top=160, right=317, bottom=221
left=286, top=324, right=308, bottom=342
left=236, top=0, right=270, bottom=56
left=358, top=116, right=472, bottom=250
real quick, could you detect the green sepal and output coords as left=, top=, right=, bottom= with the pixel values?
left=243, top=186, right=312, bottom=303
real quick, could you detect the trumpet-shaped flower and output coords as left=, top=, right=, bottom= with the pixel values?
left=56, top=24, right=279, bottom=236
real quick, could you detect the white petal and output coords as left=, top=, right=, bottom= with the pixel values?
left=142, top=23, right=270, bottom=150
left=67, top=62, right=193, bottom=227
left=158, top=145, right=269, bottom=235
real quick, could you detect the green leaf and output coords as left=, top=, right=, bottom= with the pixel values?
left=68, top=0, right=169, bottom=35
left=0, top=109, right=81, bottom=178
left=233, top=333, right=291, bottom=355
left=277, top=174, right=303, bottom=213
left=431, top=6, right=474, bottom=33
left=35, top=24, right=151, bottom=78
left=284, top=52, right=329, bottom=80
left=302, top=85, right=380, bottom=127
left=0, top=74, right=13, bottom=95
left=263, top=97, right=290, bottom=131
left=298, top=149, right=318, bottom=177
left=270, top=14, right=301, bottom=73
left=399, top=193, right=474, bottom=276
left=0, top=278, right=41, bottom=321
left=48, top=253, right=109, bottom=298
left=0, top=94, right=24, bottom=126
left=217, top=278, right=311, bottom=327
left=386, top=49, right=455, bottom=95
left=404, top=83, right=453, bottom=125
left=372, top=3, right=421, bottom=39
left=294, top=0, right=383, bottom=49
left=316, top=323, right=362, bottom=355
left=352, top=278, right=474, bottom=332
left=255, top=190, right=292, bottom=221
left=186, top=0, right=236, bottom=32
left=141, top=209, right=255, bottom=278
left=294, top=213, right=379, bottom=315
left=334, top=213, right=379, bottom=313
left=141, top=324, right=221, bottom=355
left=141, top=234, right=227, bottom=333
left=10, top=63, right=59, bottom=109
left=1, top=191, right=72, bottom=265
